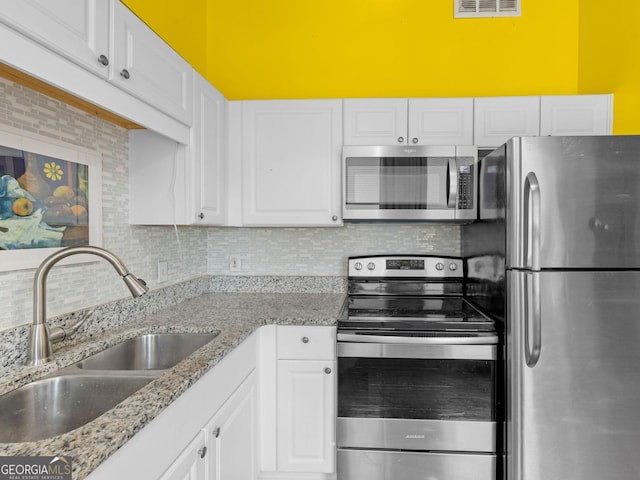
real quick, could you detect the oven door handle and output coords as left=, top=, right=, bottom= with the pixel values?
left=337, top=337, right=497, bottom=360
left=337, top=333, right=498, bottom=345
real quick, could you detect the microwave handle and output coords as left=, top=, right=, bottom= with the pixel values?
left=447, top=158, right=458, bottom=208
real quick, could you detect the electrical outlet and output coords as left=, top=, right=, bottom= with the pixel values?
left=157, top=261, right=168, bottom=283
left=229, top=255, right=242, bottom=272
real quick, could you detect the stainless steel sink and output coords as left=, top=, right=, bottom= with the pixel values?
left=76, top=332, right=217, bottom=370
left=0, top=374, right=154, bottom=443
left=0, top=331, right=218, bottom=443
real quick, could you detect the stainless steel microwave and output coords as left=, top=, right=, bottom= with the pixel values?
left=342, top=145, right=478, bottom=222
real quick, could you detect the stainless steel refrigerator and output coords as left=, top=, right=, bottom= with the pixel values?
left=464, top=135, right=640, bottom=480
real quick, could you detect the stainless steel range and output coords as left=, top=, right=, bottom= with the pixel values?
left=337, top=255, right=500, bottom=480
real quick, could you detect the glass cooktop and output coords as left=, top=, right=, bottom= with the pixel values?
left=339, top=296, right=495, bottom=332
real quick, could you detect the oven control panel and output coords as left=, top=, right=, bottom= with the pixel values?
left=348, top=256, right=463, bottom=278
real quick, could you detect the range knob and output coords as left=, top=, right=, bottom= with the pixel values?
left=449, top=263, right=458, bottom=271
left=367, top=262, right=376, bottom=271
left=354, top=262, right=363, bottom=271
left=435, top=262, right=445, bottom=271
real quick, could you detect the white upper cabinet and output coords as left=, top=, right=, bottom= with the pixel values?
left=112, top=1, right=193, bottom=125
left=343, top=98, right=409, bottom=145
left=0, top=0, right=110, bottom=78
left=128, top=72, right=227, bottom=226
left=408, top=98, right=474, bottom=145
left=344, top=98, right=473, bottom=146
left=240, top=99, right=343, bottom=226
left=473, top=96, right=541, bottom=147
left=540, top=94, right=612, bottom=136
left=190, top=73, right=227, bottom=225
left=0, top=0, right=193, bottom=128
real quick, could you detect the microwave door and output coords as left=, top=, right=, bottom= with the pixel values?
left=426, top=157, right=449, bottom=209
left=345, top=157, right=381, bottom=208
left=378, top=157, right=452, bottom=210
left=380, top=157, right=428, bottom=209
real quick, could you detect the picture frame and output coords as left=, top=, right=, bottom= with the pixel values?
left=0, top=125, right=102, bottom=271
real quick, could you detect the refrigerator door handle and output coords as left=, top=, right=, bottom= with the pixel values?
left=524, top=271, right=542, bottom=367
left=447, top=158, right=458, bottom=208
left=523, top=172, right=541, bottom=270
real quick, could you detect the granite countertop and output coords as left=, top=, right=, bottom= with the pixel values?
left=0, top=291, right=345, bottom=480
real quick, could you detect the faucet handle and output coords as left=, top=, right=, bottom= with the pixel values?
left=50, top=309, right=94, bottom=344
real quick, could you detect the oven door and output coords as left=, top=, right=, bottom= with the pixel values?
left=337, top=333, right=498, bottom=454
left=337, top=333, right=498, bottom=480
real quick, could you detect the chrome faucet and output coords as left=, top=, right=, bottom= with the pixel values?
left=27, top=246, right=148, bottom=366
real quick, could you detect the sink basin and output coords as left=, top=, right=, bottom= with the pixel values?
left=0, top=332, right=218, bottom=443
left=76, top=332, right=217, bottom=371
left=0, top=374, right=153, bottom=443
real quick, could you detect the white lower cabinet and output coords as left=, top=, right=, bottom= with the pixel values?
left=86, top=326, right=337, bottom=480
left=160, top=372, right=256, bottom=480
left=159, top=431, right=208, bottom=480
left=206, top=371, right=257, bottom=480
left=86, top=332, right=257, bottom=480
left=276, top=360, right=336, bottom=474
left=258, top=325, right=337, bottom=479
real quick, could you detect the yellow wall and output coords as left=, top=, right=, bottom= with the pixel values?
left=578, top=1, right=640, bottom=134
left=206, top=0, right=580, bottom=100
left=121, top=0, right=208, bottom=75
left=122, top=0, right=639, bottom=133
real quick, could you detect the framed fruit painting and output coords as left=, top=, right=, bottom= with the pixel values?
left=0, top=126, right=102, bottom=271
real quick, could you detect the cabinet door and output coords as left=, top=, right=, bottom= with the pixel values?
left=112, top=1, right=193, bottom=125
left=159, top=430, right=207, bottom=480
left=241, top=100, right=343, bottom=226
left=343, top=98, right=409, bottom=145
left=0, top=0, right=109, bottom=77
left=207, top=372, right=257, bottom=480
left=540, top=94, right=612, bottom=136
left=408, top=98, right=474, bottom=145
left=191, top=73, right=227, bottom=225
left=277, top=360, right=336, bottom=473
left=474, top=96, right=541, bottom=147
left=128, top=130, right=189, bottom=225
left=277, top=326, right=337, bottom=361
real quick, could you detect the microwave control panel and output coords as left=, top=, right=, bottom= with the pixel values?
left=457, top=164, right=474, bottom=209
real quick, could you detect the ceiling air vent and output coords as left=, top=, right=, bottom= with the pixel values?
left=455, top=0, right=520, bottom=18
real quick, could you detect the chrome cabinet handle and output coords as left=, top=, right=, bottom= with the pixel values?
left=412, top=137, right=418, bottom=144
left=332, top=215, right=338, bottom=221
left=120, top=69, right=130, bottom=79
left=198, top=446, right=207, bottom=458
left=447, top=158, right=458, bottom=208
left=524, top=172, right=541, bottom=270
left=324, top=367, right=332, bottom=374
left=302, top=336, right=309, bottom=344
left=524, top=271, right=542, bottom=367
left=212, top=427, right=220, bottom=438
left=198, top=213, right=204, bottom=219
left=98, top=54, right=109, bottom=66
left=397, top=136, right=404, bottom=143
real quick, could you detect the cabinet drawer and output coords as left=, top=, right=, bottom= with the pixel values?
left=277, top=326, right=336, bottom=360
